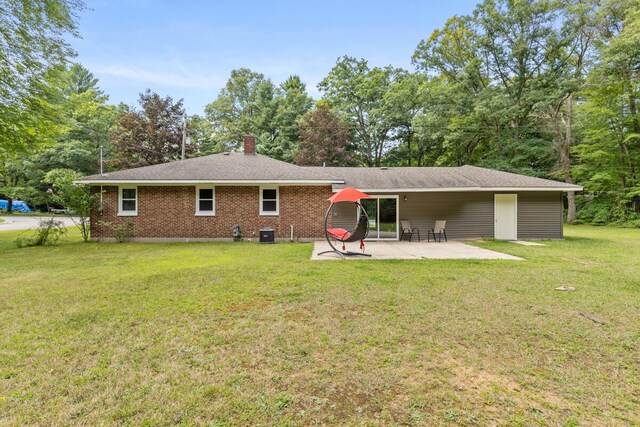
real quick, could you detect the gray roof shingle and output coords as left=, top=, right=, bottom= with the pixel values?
left=79, top=153, right=342, bottom=183
left=78, top=153, right=582, bottom=191
left=304, top=165, right=582, bottom=191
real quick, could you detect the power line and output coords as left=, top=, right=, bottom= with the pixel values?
left=170, top=114, right=190, bottom=160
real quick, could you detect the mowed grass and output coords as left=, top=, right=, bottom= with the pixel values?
left=0, top=226, right=638, bottom=426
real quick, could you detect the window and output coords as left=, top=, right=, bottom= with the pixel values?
left=260, top=186, right=279, bottom=215
left=118, top=186, right=137, bottom=216
left=196, top=186, right=215, bottom=216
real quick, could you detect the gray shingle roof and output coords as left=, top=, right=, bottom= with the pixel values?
left=459, top=165, right=581, bottom=189
left=304, top=165, right=582, bottom=191
left=78, top=153, right=342, bottom=183
left=78, top=153, right=582, bottom=191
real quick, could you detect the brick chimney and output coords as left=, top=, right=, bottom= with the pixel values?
left=243, top=135, right=256, bottom=155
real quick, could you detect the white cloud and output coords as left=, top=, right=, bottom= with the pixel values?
left=91, top=64, right=225, bottom=90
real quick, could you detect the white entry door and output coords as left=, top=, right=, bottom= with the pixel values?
left=494, top=194, right=517, bottom=240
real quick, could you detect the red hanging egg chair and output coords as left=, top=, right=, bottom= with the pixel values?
left=317, top=187, right=372, bottom=259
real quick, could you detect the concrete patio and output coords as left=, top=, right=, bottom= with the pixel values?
left=311, top=240, right=523, bottom=260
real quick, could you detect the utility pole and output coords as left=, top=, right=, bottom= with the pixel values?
left=181, top=116, right=187, bottom=161
left=172, top=114, right=189, bottom=161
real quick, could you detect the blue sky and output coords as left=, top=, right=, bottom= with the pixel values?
left=72, top=0, right=479, bottom=115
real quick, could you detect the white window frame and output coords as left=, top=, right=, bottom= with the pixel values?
left=259, top=185, right=279, bottom=216
left=118, top=186, right=138, bottom=216
left=357, top=195, right=400, bottom=241
left=195, top=186, right=216, bottom=216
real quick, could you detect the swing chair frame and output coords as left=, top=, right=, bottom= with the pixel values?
left=317, top=200, right=372, bottom=259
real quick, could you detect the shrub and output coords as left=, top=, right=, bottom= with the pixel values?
left=97, top=220, right=133, bottom=243
left=575, top=194, right=614, bottom=225
left=14, top=219, right=67, bottom=248
left=576, top=192, right=640, bottom=227
left=44, top=169, right=100, bottom=242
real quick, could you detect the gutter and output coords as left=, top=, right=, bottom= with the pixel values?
left=334, top=186, right=584, bottom=193
left=74, top=179, right=344, bottom=186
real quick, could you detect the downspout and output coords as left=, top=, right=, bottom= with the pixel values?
left=290, top=224, right=294, bottom=242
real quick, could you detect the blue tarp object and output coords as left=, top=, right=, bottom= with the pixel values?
left=0, top=200, right=33, bottom=213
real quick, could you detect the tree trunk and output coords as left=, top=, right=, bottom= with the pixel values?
left=626, top=71, right=640, bottom=136
left=7, top=197, right=12, bottom=213
left=567, top=191, right=576, bottom=224
left=619, top=140, right=636, bottom=186
left=561, top=94, right=577, bottom=223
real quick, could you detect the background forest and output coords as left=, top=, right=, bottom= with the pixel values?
left=1, top=0, right=639, bottom=226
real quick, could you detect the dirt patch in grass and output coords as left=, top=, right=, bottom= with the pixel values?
left=451, top=363, right=521, bottom=394
left=227, top=299, right=271, bottom=312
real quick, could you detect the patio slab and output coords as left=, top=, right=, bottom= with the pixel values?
left=311, top=240, right=523, bottom=261
left=511, top=240, right=546, bottom=246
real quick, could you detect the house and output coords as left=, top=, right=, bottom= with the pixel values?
left=77, top=136, right=582, bottom=242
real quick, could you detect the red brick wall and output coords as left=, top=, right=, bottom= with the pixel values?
left=90, top=185, right=333, bottom=240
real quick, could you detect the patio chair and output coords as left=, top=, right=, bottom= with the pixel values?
left=400, top=220, right=420, bottom=242
left=427, top=220, right=447, bottom=242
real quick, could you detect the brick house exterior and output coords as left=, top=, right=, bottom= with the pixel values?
left=90, top=184, right=333, bottom=241
left=78, top=136, right=582, bottom=242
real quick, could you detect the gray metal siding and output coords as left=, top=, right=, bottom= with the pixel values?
left=331, top=191, right=563, bottom=240
left=517, top=192, right=563, bottom=239
left=332, top=192, right=494, bottom=240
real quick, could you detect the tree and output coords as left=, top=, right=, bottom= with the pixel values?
left=44, top=168, right=98, bottom=242
left=534, top=1, right=599, bottom=222
left=406, top=76, right=483, bottom=167
left=0, top=0, right=85, bottom=158
left=253, top=80, right=280, bottom=154
left=0, top=157, right=50, bottom=213
left=294, top=102, right=354, bottom=166
left=573, top=0, right=640, bottom=223
left=188, top=115, right=216, bottom=155
left=318, top=56, right=402, bottom=166
left=0, top=168, right=43, bottom=213
left=204, top=68, right=268, bottom=152
left=65, top=63, right=101, bottom=95
left=38, top=63, right=117, bottom=175
left=382, top=72, right=427, bottom=166
left=412, top=15, right=495, bottom=167
left=1, top=63, right=117, bottom=214
left=474, top=0, right=559, bottom=138
left=204, top=70, right=313, bottom=159
left=111, top=90, right=192, bottom=169
left=259, top=75, right=313, bottom=162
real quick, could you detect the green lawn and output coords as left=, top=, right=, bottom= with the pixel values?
left=0, top=226, right=638, bottom=425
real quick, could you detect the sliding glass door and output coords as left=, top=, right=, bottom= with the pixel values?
left=359, top=196, right=398, bottom=240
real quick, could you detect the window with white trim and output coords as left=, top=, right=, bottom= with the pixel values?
left=196, top=186, right=215, bottom=216
left=118, top=186, right=137, bottom=216
left=260, top=186, right=279, bottom=216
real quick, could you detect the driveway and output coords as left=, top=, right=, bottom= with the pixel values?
left=312, top=240, right=523, bottom=260
left=0, top=216, right=80, bottom=231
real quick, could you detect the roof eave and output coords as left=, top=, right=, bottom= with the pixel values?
left=332, top=186, right=583, bottom=192
left=74, top=179, right=344, bottom=185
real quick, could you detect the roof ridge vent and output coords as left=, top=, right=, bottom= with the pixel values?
left=381, top=166, right=388, bottom=170
left=223, top=152, right=230, bottom=156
